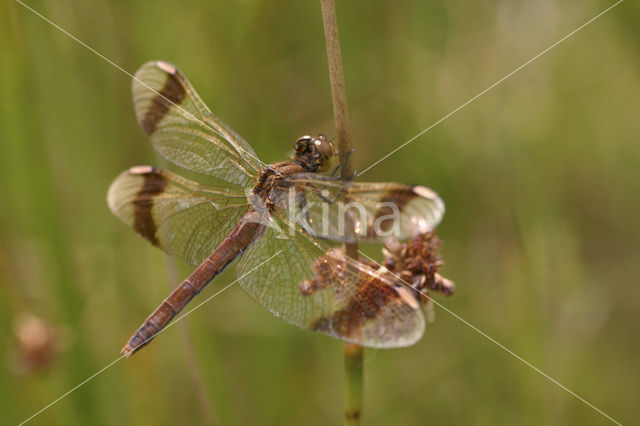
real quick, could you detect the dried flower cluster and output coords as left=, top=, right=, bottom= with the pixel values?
left=10, top=313, right=61, bottom=375
left=381, top=231, right=454, bottom=301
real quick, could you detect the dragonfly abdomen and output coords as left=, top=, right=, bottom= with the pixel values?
left=121, top=212, right=265, bottom=357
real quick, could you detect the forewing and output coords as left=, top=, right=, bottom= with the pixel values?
left=132, top=61, right=260, bottom=187
left=235, top=214, right=425, bottom=347
left=107, top=166, right=248, bottom=266
left=275, top=176, right=444, bottom=243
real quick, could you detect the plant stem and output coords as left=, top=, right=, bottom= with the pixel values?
left=343, top=343, right=364, bottom=424
left=320, top=0, right=353, bottom=181
left=319, top=1, right=363, bottom=424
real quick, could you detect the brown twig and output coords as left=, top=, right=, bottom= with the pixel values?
left=320, top=0, right=353, bottom=183
left=319, top=1, right=363, bottom=424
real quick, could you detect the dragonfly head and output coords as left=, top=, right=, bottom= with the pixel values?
left=294, top=135, right=335, bottom=172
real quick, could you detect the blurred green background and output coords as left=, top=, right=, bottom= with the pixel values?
left=1, top=0, right=638, bottom=424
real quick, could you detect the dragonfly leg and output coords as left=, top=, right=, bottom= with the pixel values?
left=326, top=148, right=356, bottom=181
left=337, top=148, right=355, bottom=180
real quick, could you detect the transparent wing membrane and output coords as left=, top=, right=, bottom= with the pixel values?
left=235, top=212, right=426, bottom=347
left=107, top=166, right=248, bottom=265
left=273, top=176, right=445, bottom=243
left=132, top=61, right=261, bottom=187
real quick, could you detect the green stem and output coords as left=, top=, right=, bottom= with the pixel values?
left=319, top=1, right=363, bottom=424
left=343, top=343, right=364, bottom=425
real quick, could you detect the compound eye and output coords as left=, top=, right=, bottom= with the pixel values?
left=314, top=138, right=334, bottom=159
left=295, top=135, right=313, bottom=152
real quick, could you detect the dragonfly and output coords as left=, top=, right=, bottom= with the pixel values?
left=108, top=60, right=446, bottom=357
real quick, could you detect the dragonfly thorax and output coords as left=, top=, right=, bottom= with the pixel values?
left=252, top=162, right=300, bottom=207
left=293, top=135, right=334, bottom=173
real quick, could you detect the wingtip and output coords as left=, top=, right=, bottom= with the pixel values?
left=412, top=185, right=439, bottom=201
left=155, top=60, right=177, bottom=75
left=413, top=185, right=446, bottom=217
left=128, top=165, right=156, bottom=175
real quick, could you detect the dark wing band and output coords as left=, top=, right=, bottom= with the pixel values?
left=107, top=166, right=248, bottom=265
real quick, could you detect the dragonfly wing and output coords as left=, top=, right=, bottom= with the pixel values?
left=107, top=166, right=248, bottom=266
left=275, top=176, right=444, bottom=243
left=132, top=61, right=261, bottom=187
left=235, top=213, right=425, bottom=347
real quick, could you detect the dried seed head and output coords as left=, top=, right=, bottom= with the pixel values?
left=382, top=231, right=454, bottom=301
left=10, top=313, right=62, bottom=375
